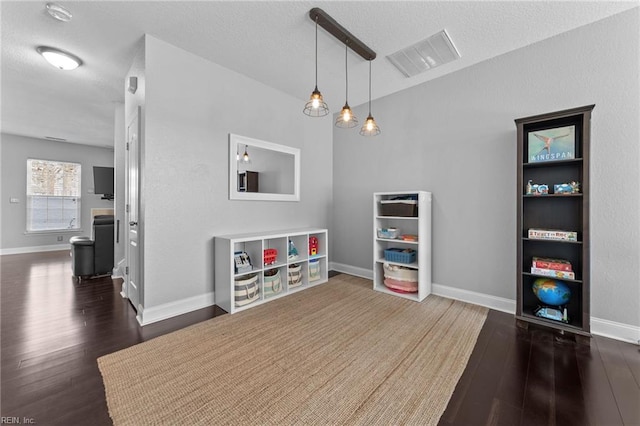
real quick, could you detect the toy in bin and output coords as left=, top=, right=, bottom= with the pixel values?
left=234, top=251, right=252, bottom=274
left=309, top=236, right=318, bottom=256
left=263, top=248, right=277, bottom=265
left=288, top=239, right=299, bottom=260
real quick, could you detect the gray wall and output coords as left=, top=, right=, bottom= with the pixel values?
left=332, top=10, right=639, bottom=327
left=1, top=133, right=115, bottom=251
left=139, top=35, right=333, bottom=310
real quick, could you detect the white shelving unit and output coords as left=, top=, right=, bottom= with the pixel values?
left=215, top=228, right=328, bottom=314
left=373, top=191, right=432, bottom=301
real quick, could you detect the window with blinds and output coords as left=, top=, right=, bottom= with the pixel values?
left=26, top=159, right=81, bottom=232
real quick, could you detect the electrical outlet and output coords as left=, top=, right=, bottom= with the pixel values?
left=57, top=236, right=63, bottom=242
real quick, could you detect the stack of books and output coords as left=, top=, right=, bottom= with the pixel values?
left=531, top=256, right=575, bottom=280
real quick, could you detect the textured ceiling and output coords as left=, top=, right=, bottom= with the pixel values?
left=1, top=1, right=637, bottom=147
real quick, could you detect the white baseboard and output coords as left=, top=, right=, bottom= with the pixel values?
left=138, top=292, right=215, bottom=326
left=112, top=258, right=126, bottom=279
left=591, top=317, right=640, bottom=345
left=1, top=244, right=70, bottom=255
left=431, top=283, right=517, bottom=314
left=332, top=264, right=638, bottom=344
left=330, top=262, right=373, bottom=280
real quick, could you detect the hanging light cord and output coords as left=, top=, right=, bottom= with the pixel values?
left=344, top=41, right=349, bottom=103
left=314, top=17, right=319, bottom=88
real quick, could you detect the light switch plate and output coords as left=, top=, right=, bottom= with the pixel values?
left=10, top=197, right=19, bottom=203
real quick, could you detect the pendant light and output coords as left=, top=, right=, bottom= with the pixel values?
left=360, top=60, right=381, bottom=136
left=241, top=145, right=250, bottom=163
left=335, top=41, right=358, bottom=128
left=303, top=16, right=329, bottom=117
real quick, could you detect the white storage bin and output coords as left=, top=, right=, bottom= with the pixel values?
left=383, top=263, right=418, bottom=282
left=377, top=228, right=400, bottom=239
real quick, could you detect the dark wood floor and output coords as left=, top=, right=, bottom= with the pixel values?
left=1, top=251, right=638, bottom=425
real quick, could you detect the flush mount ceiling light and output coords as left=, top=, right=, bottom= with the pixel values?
left=37, top=46, right=82, bottom=70
left=360, top=60, right=380, bottom=137
left=303, top=16, right=329, bottom=117
left=335, top=41, right=358, bottom=128
left=387, top=29, right=461, bottom=78
left=46, top=3, right=72, bottom=22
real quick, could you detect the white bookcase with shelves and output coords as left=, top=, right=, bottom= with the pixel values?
left=215, top=228, right=328, bottom=314
left=373, top=191, right=432, bottom=302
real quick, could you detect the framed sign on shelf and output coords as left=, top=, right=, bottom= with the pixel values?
left=527, top=125, right=576, bottom=163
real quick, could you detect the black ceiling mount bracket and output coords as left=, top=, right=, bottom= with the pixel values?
left=309, top=7, right=376, bottom=61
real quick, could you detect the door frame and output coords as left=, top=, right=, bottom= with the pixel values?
left=124, top=106, right=144, bottom=323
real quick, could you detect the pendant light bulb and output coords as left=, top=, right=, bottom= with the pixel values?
left=336, top=41, right=358, bottom=128
left=303, top=17, right=329, bottom=117
left=242, top=145, right=250, bottom=163
left=366, top=117, right=374, bottom=131
left=360, top=60, right=381, bottom=136
left=341, top=106, right=352, bottom=122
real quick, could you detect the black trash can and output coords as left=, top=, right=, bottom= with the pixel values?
left=69, top=236, right=94, bottom=277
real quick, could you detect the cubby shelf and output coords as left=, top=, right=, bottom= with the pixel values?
left=515, top=105, right=594, bottom=339
left=215, top=228, right=328, bottom=314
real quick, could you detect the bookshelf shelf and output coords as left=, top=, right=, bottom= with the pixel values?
left=515, top=105, right=594, bottom=339
left=373, top=191, right=431, bottom=302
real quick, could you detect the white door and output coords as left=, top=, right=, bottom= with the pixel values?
left=125, top=107, right=141, bottom=312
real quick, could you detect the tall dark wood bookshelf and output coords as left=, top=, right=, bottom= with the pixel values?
left=515, top=105, right=594, bottom=341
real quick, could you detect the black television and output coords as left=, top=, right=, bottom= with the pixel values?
left=93, top=166, right=114, bottom=200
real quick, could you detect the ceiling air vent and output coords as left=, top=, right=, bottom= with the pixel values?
left=386, top=29, right=461, bottom=78
left=45, top=136, right=67, bottom=142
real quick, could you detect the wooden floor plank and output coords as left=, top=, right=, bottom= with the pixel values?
left=438, top=309, right=501, bottom=424
left=2, top=251, right=638, bottom=426
left=520, top=329, right=556, bottom=426
left=617, top=338, right=640, bottom=388
left=441, top=311, right=517, bottom=425
left=553, top=337, right=588, bottom=425
left=594, top=335, right=640, bottom=425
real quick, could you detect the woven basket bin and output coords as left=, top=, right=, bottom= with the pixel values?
left=383, top=263, right=418, bottom=282
left=308, top=260, right=321, bottom=282
left=263, top=269, right=282, bottom=298
left=384, top=277, right=418, bottom=293
left=288, top=264, right=303, bottom=288
left=234, top=273, right=260, bottom=307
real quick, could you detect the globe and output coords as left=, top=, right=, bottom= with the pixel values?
left=532, top=278, right=571, bottom=306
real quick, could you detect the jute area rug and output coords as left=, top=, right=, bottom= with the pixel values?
left=98, top=274, right=487, bottom=425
